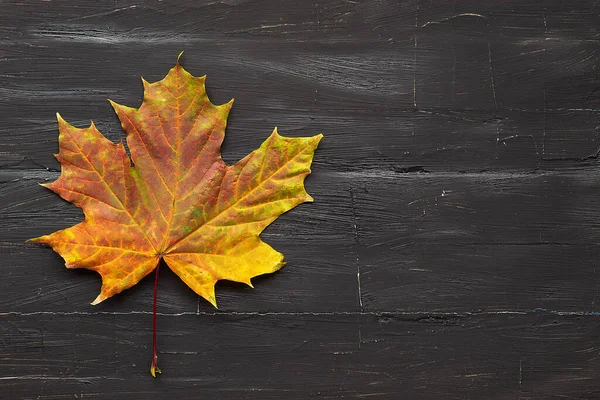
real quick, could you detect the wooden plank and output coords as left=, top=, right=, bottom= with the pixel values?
left=351, top=170, right=600, bottom=312
left=353, top=170, right=600, bottom=246
left=0, top=169, right=357, bottom=313
left=1, top=312, right=599, bottom=399
left=1, top=2, right=599, bottom=173
left=361, top=243, right=600, bottom=312
left=5, top=167, right=600, bottom=314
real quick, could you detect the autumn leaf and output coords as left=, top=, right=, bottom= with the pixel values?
left=29, top=54, right=322, bottom=376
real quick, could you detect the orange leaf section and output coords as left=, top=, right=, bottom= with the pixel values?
left=30, top=58, right=322, bottom=307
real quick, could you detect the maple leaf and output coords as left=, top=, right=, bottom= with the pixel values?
left=29, top=54, right=322, bottom=376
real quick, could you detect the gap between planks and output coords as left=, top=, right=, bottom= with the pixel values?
left=1, top=310, right=599, bottom=317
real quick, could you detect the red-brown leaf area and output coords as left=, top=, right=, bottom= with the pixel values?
left=30, top=58, right=322, bottom=309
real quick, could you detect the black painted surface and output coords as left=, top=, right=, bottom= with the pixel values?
left=1, top=0, right=600, bottom=398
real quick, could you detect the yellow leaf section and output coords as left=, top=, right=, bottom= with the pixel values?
left=164, top=238, right=283, bottom=308
left=33, top=221, right=158, bottom=305
left=29, top=114, right=158, bottom=304
left=164, top=130, right=322, bottom=307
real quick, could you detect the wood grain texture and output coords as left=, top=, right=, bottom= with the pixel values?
left=1, top=0, right=600, bottom=398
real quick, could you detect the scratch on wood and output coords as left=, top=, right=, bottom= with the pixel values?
left=68, top=5, right=138, bottom=21
left=226, top=22, right=315, bottom=34
left=462, top=372, right=494, bottom=378
left=542, top=9, right=548, bottom=157
left=358, top=316, right=362, bottom=349
left=498, top=134, right=540, bottom=155
left=348, top=187, right=363, bottom=311
left=0, top=376, right=125, bottom=381
left=488, top=42, right=498, bottom=111
left=543, top=87, right=547, bottom=156
left=543, top=8, right=548, bottom=29
left=420, top=13, right=487, bottom=28
left=413, top=2, right=418, bottom=109
left=519, top=359, right=523, bottom=387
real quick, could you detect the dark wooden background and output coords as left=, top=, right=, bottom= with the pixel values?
left=2, top=0, right=600, bottom=398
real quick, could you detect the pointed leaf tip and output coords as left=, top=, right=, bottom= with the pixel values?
left=56, top=112, right=67, bottom=126
left=91, top=294, right=105, bottom=306
left=177, top=51, right=184, bottom=64
left=208, top=294, right=218, bottom=309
